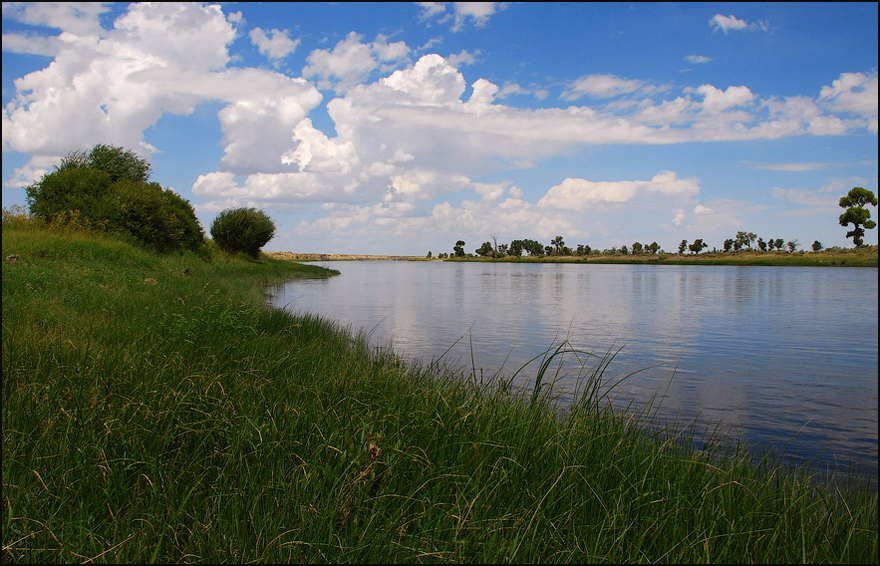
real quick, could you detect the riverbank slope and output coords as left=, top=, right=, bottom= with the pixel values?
left=3, top=221, right=877, bottom=563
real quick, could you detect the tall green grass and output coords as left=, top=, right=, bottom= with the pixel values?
left=3, top=217, right=877, bottom=563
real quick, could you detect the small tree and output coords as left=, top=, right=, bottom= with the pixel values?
left=838, top=187, right=878, bottom=247
left=475, top=241, right=494, bottom=257
left=210, top=207, right=276, bottom=258
left=678, top=239, right=687, bottom=254
left=812, top=240, right=823, bottom=252
left=453, top=240, right=466, bottom=257
left=688, top=239, right=707, bottom=254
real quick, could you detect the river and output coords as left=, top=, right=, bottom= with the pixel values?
left=269, top=261, right=878, bottom=486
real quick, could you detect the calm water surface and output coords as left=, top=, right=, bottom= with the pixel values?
left=270, top=261, right=878, bottom=484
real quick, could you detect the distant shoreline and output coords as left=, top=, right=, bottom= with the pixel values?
left=265, top=251, right=426, bottom=261
left=267, top=247, right=878, bottom=267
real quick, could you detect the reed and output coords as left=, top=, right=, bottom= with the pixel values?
left=3, top=218, right=877, bottom=563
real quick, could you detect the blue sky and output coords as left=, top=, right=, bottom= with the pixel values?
left=2, top=2, right=878, bottom=254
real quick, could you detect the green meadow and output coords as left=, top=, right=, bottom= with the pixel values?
left=3, top=214, right=877, bottom=563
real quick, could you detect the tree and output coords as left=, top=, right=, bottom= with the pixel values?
left=678, top=239, right=687, bottom=254
left=551, top=235, right=565, bottom=255
left=648, top=241, right=660, bottom=254
left=811, top=240, right=823, bottom=252
left=508, top=239, right=524, bottom=257
left=453, top=240, right=466, bottom=257
left=25, top=144, right=203, bottom=252
left=735, top=231, right=757, bottom=250
left=688, top=239, right=707, bottom=254
left=210, top=207, right=276, bottom=258
left=475, top=241, right=494, bottom=257
left=786, top=239, right=799, bottom=253
left=524, top=239, right=544, bottom=256
left=838, top=187, right=878, bottom=247
left=631, top=242, right=643, bottom=255
left=57, top=143, right=152, bottom=184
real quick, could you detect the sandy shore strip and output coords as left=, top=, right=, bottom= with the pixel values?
left=265, top=251, right=427, bottom=261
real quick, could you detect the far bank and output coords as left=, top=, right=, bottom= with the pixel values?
left=270, top=246, right=878, bottom=267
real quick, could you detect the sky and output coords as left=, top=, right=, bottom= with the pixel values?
left=2, top=2, right=878, bottom=255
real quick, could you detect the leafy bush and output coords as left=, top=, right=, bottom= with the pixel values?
left=57, top=144, right=151, bottom=184
left=26, top=167, right=113, bottom=223
left=106, top=180, right=205, bottom=252
left=210, top=207, right=276, bottom=258
left=24, top=144, right=204, bottom=252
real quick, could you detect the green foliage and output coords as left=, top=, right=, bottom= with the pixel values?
left=453, top=239, right=466, bottom=257
left=107, top=180, right=205, bottom=252
left=209, top=207, right=277, bottom=258
left=26, top=167, right=113, bottom=222
left=58, top=143, right=151, bottom=184
left=24, top=144, right=204, bottom=252
left=839, top=187, right=878, bottom=247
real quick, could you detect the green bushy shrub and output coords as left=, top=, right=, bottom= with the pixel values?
left=106, top=180, right=204, bottom=252
left=210, top=207, right=276, bottom=258
left=24, top=144, right=204, bottom=252
left=26, top=167, right=113, bottom=223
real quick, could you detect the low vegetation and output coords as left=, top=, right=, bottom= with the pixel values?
left=3, top=211, right=877, bottom=563
left=444, top=246, right=879, bottom=267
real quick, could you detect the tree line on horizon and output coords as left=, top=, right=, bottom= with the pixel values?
left=431, top=187, right=877, bottom=259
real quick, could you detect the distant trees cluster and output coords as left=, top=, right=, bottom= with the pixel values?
left=436, top=187, right=876, bottom=259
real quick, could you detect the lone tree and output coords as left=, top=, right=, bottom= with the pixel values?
left=838, top=187, right=878, bottom=247
left=210, top=207, right=276, bottom=258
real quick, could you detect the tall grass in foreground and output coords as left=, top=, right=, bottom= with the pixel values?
left=3, top=220, right=877, bottom=563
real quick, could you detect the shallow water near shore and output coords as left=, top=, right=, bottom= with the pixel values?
left=269, top=261, right=878, bottom=486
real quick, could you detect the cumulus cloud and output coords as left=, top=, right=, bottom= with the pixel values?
left=818, top=71, right=879, bottom=132
left=1, top=2, right=325, bottom=180
left=417, top=2, right=510, bottom=31
left=249, top=27, right=299, bottom=62
left=2, top=3, right=242, bottom=156
left=1, top=1, right=110, bottom=38
left=302, top=32, right=409, bottom=93
left=537, top=171, right=701, bottom=212
left=710, top=14, right=769, bottom=34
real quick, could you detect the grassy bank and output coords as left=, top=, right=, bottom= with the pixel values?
left=3, top=220, right=877, bottom=563
left=444, top=247, right=879, bottom=267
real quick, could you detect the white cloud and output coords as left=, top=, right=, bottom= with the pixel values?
left=2, top=3, right=243, bottom=157
left=685, top=55, right=712, bottom=64
left=537, top=171, right=701, bottom=211
left=710, top=14, right=769, bottom=34
left=1, top=2, right=111, bottom=38
left=446, top=49, right=481, bottom=67
left=302, top=32, right=410, bottom=93
left=418, top=2, right=510, bottom=31
left=1, top=2, right=325, bottom=179
left=562, top=74, right=647, bottom=100
left=695, top=84, right=755, bottom=114
left=249, top=28, right=300, bottom=62
left=749, top=162, right=839, bottom=172
left=818, top=71, right=879, bottom=133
